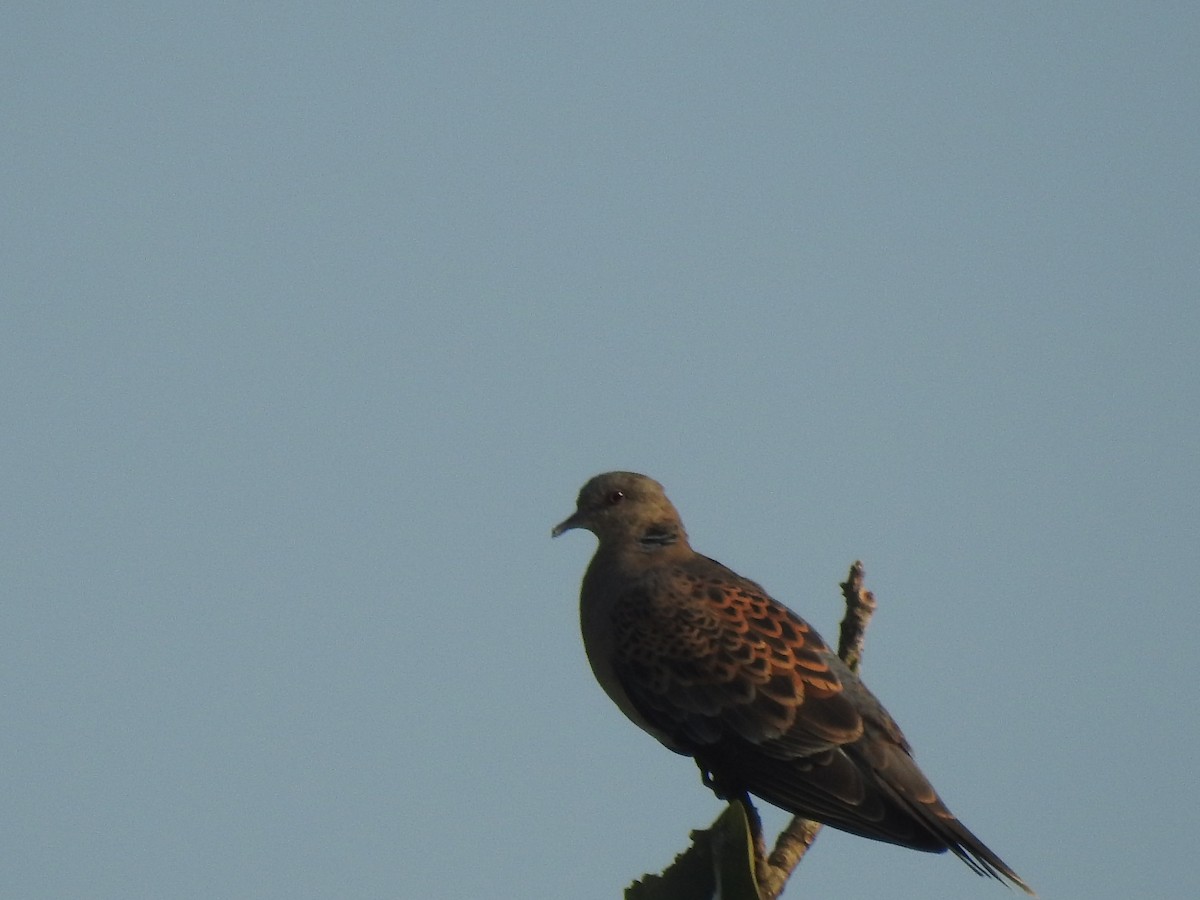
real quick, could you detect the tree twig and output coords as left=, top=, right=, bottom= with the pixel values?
left=755, top=561, right=877, bottom=899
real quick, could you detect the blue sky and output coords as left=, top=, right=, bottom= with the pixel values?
left=3, top=5, right=1197, bottom=899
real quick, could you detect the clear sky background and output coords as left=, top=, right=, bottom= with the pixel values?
left=3, top=5, right=1197, bottom=899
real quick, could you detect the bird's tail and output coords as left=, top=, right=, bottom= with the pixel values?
left=867, top=745, right=1037, bottom=896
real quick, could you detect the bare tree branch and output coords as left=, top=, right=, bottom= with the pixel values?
left=755, top=561, right=877, bottom=900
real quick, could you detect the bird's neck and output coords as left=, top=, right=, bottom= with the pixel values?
left=595, top=523, right=692, bottom=568
left=635, top=521, right=686, bottom=549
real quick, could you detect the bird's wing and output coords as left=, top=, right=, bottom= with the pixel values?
left=604, top=554, right=1036, bottom=895
left=610, top=556, right=865, bottom=757
left=608, top=556, right=940, bottom=849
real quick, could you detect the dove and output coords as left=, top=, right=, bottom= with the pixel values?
left=553, top=471, right=1033, bottom=894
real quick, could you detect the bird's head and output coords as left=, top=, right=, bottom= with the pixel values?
left=552, top=471, right=688, bottom=548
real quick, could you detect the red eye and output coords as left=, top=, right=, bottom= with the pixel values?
left=606, top=490, right=625, bottom=505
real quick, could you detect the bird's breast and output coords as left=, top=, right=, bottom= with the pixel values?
left=579, top=560, right=686, bottom=753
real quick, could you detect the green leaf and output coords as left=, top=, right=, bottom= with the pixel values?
left=625, top=802, right=760, bottom=900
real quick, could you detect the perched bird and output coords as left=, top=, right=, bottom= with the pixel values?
left=553, top=471, right=1033, bottom=894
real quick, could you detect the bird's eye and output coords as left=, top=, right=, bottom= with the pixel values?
left=606, top=490, right=625, bottom=506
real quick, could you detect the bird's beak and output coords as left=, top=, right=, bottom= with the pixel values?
left=551, top=511, right=582, bottom=538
